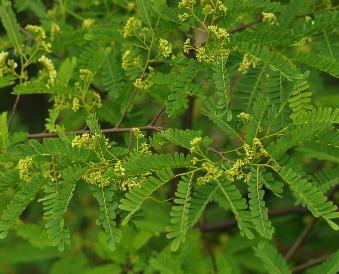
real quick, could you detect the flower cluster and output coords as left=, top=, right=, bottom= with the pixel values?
left=238, top=54, right=260, bottom=74
left=0, top=51, right=9, bottom=77
left=197, top=162, right=222, bottom=185
left=18, top=156, right=33, bottom=183
left=262, top=12, right=277, bottom=25
left=113, top=158, right=147, bottom=191
left=72, top=97, right=80, bottom=112
left=0, top=51, right=21, bottom=78
left=82, top=161, right=111, bottom=187
left=79, top=69, right=94, bottom=83
left=208, top=25, right=230, bottom=40
left=178, top=0, right=196, bottom=9
left=214, top=0, right=228, bottom=13
left=190, top=137, right=202, bottom=153
left=50, top=23, right=61, bottom=40
left=122, top=17, right=142, bottom=38
left=72, top=133, right=110, bottom=150
left=139, top=143, right=152, bottom=155
left=25, top=24, right=51, bottom=52
left=158, top=39, right=173, bottom=58
left=25, top=24, right=46, bottom=40
left=183, top=39, right=192, bottom=54
left=253, top=138, right=269, bottom=158
left=178, top=13, right=190, bottom=22
left=185, top=27, right=230, bottom=63
left=82, top=18, right=95, bottom=29
left=121, top=50, right=142, bottom=71
left=237, top=112, right=251, bottom=122
left=114, top=160, right=126, bottom=176
left=52, top=69, right=100, bottom=114
left=226, top=138, right=269, bottom=182
left=226, top=159, right=249, bottom=182
left=133, top=67, right=154, bottom=90
left=38, top=55, right=57, bottom=84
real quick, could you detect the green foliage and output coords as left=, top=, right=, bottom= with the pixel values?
left=43, top=166, right=83, bottom=251
left=119, top=168, right=174, bottom=225
left=167, top=174, right=193, bottom=251
left=0, top=0, right=338, bottom=273
left=254, top=241, right=291, bottom=274
left=0, top=177, right=42, bottom=239
left=279, top=167, right=339, bottom=230
left=306, top=250, right=339, bottom=274
left=248, top=168, right=274, bottom=239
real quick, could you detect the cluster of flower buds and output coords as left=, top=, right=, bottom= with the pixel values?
left=238, top=54, right=260, bottom=74
left=18, top=156, right=33, bottom=183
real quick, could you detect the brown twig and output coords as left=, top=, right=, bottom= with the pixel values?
left=27, top=125, right=162, bottom=139
left=228, top=16, right=263, bottom=34
left=200, top=206, right=308, bottom=231
left=149, top=105, right=166, bottom=126
left=115, top=87, right=138, bottom=128
left=292, top=254, right=330, bottom=273
left=285, top=219, right=316, bottom=261
left=8, top=94, right=21, bottom=128
left=284, top=186, right=338, bottom=261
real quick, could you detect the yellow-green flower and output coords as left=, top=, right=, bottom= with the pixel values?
left=158, top=38, right=172, bottom=58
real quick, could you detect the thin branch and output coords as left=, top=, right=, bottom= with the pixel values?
left=207, top=147, right=233, bottom=162
left=200, top=206, right=308, bottom=231
left=285, top=219, right=316, bottom=261
left=115, top=87, right=138, bottom=128
left=284, top=186, right=338, bottom=261
left=149, top=105, right=166, bottom=126
left=292, top=254, right=330, bottom=273
left=8, top=94, right=21, bottom=128
left=28, top=125, right=162, bottom=139
left=228, top=16, right=263, bottom=34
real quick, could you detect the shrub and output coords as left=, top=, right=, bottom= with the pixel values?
left=0, top=0, right=338, bottom=273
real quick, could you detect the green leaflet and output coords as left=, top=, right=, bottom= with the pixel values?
left=213, top=57, right=232, bottom=121
left=56, top=57, right=77, bottom=86
left=297, top=141, right=339, bottom=163
left=165, top=58, right=202, bottom=117
left=0, top=1, right=24, bottom=54
left=248, top=168, right=274, bottom=239
left=124, top=152, right=191, bottom=176
left=13, top=81, right=76, bottom=95
left=150, top=128, right=211, bottom=148
left=235, top=42, right=303, bottom=81
left=167, top=174, right=193, bottom=251
left=92, top=185, right=121, bottom=251
left=0, top=177, right=42, bottom=239
left=43, top=166, right=83, bottom=251
left=119, top=168, right=174, bottom=225
left=203, top=98, right=243, bottom=140
left=216, top=177, right=254, bottom=239
left=0, top=112, right=8, bottom=152
left=254, top=241, right=291, bottom=274
left=306, top=250, right=339, bottom=274
left=189, top=182, right=218, bottom=227
left=314, top=168, right=339, bottom=193
left=232, top=66, right=268, bottom=114
left=293, top=52, right=339, bottom=78
left=279, top=167, right=339, bottom=230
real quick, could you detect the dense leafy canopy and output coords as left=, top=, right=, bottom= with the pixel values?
left=0, top=0, right=338, bottom=273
